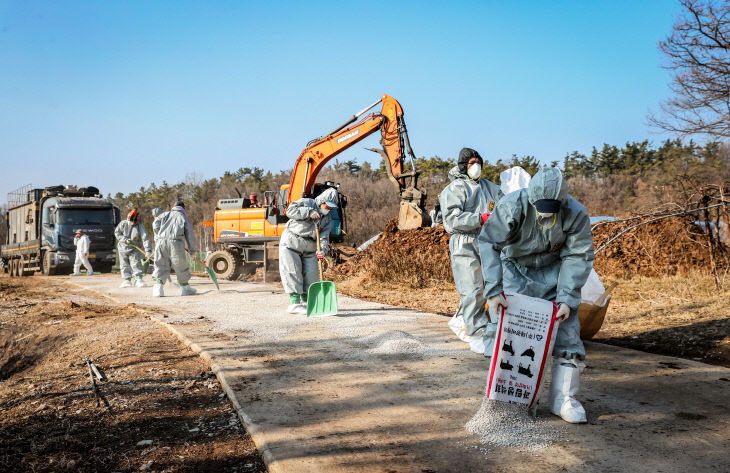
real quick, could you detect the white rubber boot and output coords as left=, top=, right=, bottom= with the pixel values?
left=135, top=277, right=147, bottom=288
left=448, top=314, right=472, bottom=343
left=469, top=336, right=486, bottom=354
left=468, top=327, right=485, bottom=354
left=549, top=357, right=587, bottom=423
left=153, top=283, right=164, bottom=297
left=180, top=284, right=197, bottom=296
left=286, top=304, right=300, bottom=314
left=119, top=279, right=133, bottom=288
left=293, top=303, right=307, bottom=315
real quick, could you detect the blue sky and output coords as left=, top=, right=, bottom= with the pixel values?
left=0, top=1, right=682, bottom=200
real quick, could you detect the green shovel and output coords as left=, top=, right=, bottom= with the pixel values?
left=185, top=249, right=220, bottom=291
left=306, top=227, right=338, bottom=317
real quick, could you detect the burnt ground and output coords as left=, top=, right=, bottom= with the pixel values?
left=0, top=276, right=267, bottom=473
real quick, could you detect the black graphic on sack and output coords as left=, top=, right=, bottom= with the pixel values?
left=521, top=346, right=535, bottom=361
left=518, top=363, right=533, bottom=378
left=500, top=358, right=513, bottom=371
left=502, top=339, right=514, bottom=356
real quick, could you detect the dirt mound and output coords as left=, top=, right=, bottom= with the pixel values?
left=331, top=219, right=452, bottom=287
left=592, top=216, right=721, bottom=277
left=334, top=215, right=722, bottom=282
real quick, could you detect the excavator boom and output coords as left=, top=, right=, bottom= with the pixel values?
left=287, top=94, right=430, bottom=229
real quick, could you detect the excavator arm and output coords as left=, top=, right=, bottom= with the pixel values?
left=286, top=94, right=430, bottom=229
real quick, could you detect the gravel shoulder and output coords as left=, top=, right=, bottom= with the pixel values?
left=0, top=275, right=267, bottom=473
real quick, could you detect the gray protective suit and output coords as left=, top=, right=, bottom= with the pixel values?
left=440, top=166, right=503, bottom=342
left=278, top=191, right=335, bottom=296
left=477, top=167, right=594, bottom=359
left=115, top=220, right=152, bottom=279
left=152, top=206, right=197, bottom=285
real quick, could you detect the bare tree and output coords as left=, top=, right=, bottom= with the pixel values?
left=650, top=0, right=730, bottom=137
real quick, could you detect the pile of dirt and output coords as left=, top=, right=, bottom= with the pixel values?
left=331, top=219, right=452, bottom=287
left=0, top=277, right=267, bottom=473
left=334, top=215, right=723, bottom=281
left=592, top=216, right=721, bottom=277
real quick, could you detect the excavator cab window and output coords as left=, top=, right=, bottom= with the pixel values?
left=277, top=188, right=289, bottom=214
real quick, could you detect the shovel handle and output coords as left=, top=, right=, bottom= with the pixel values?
left=316, top=227, right=323, bottom=280
left=185, top=249, right=206, bottom=267
left=129, top=242, right=151, bottom=261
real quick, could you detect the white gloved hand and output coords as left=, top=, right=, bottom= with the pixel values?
left=316, top=250, right=324, bottom=260
left=555, top=302, right=570, bottom=321
left=486, top=293, right=507, bottom=320
left=309, top=210, right=321, bottom=220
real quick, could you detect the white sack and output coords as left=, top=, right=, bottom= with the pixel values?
left=580, top=269, right=605, bottom=305
left=499, top=166, right=532, bottom=195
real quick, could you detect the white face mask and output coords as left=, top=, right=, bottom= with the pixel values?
left=320, top=207, right=330, bottom=215
left=467, top=163, right=482, bottom=180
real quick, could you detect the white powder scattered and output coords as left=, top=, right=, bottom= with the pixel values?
left=369, top=338, right=430, bottom=356
left=465, top=397, right=564, bottom=452
left=353, top=330, right=437, bottom=358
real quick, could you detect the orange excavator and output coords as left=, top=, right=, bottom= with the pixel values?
left=205, top=94, right=430, bottom=280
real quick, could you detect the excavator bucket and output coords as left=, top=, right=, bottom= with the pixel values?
left=398, top=202, right=428, bottom=230
left=397, top=188, right=431, bottom=230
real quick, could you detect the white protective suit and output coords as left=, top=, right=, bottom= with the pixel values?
left=152, top=206, right=197, bottom=287
left=115, top=220, right=152, bottom=281
left=278, top=189, right=336, bottom=298
left=439, top=165, right=503, bottom=354
left=72, top=233, right=94, bottom=275
left=477, top=167, right=594, bottom=423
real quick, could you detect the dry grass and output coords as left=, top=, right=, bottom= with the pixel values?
left=336, top=274, right=459, bottom=315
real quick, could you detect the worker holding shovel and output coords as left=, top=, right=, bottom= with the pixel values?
left=114, top=208, right=152, bottom=288
left=279, top=188, right=338, bottom=314
left=152, top=201, right=197, bottom=297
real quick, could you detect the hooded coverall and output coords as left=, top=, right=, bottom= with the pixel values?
left=440, top=165, right=503, bottom=347
left=152, top=206, right=197, bottom=286
left=477, top=167, right=594, bottom=360
left=73, top=234, right=93, bottom=275
left=278, top=190, right=335, bottom=297
left=115, top=220, right=152, bottom=280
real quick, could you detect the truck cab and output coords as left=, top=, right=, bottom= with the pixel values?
left=2, top=185, right=119, bottom=276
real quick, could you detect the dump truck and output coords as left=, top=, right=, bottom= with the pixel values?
left=204, top=94, right=430, bottom=281
left=1, top=184, right=120, bottom=276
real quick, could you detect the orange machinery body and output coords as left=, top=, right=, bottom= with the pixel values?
left=213, top=207, right=284, bottom=241
left=209, top=93, right=427, bottom=255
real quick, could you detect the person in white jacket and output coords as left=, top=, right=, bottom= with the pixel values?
left=72, top=229, right=94, bottom=276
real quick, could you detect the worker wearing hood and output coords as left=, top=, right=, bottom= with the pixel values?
left=115, top=208, right=152, bottom=288
left=439, top=148, right=503, bottom=356
left=152, top=201, right=197, bottom=297
left=478, top=167, right=594, bottom=423
left=279, top=188, right=338, bottom=314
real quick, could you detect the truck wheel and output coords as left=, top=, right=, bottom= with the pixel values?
left=206, top=250, right=241, bottom=280
left=8, top=260, right=16, bottom=278
left=42, top=251, right=56, bottom=276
